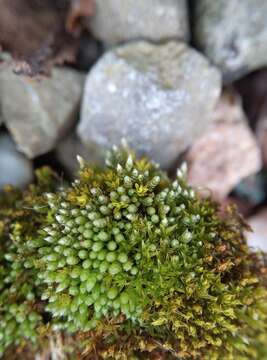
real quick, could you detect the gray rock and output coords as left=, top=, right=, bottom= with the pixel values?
left=88, top=0, right=189, bottom=46
left=193, top=0, right=267, bottom=82
left=56, top=133, right=104, bottom=178
left=78, top=41, right=221, bottom=169
left=0, top=133, right=33, bottom=189
left=0, top=64, right=85, bottom=158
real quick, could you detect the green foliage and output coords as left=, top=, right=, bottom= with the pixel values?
left=0, top=148, right=267, bottom=359
left=0, top=168, right=59, bottom=357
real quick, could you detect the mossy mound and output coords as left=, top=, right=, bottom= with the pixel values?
left=0, top=147, right=267, bottom=359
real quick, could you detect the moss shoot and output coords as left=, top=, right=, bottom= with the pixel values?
left=0, top=147, right=267, bottom=359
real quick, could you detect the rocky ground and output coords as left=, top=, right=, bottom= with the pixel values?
left=1, top=0, right=267, bottom=250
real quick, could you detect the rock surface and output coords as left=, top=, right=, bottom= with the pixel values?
left=185, top=91, right=262, bottom=199
left=0, top=133, right=33, bottom=189
left=88, top=0, right=189, bottom=45
left=193, top=0, right=267, bottom=82
left=78, top=41, right=221, bottom=169
left=247, top=208, right=267, bottom=252
left=0, top=64, right=85, bottom=158
left=56, top=133, right=104, bottom=178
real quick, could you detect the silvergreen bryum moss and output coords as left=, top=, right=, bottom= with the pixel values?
left=0, top=147, right=267, bottom=359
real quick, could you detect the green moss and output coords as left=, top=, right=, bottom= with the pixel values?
left=0, top=168, right=59, bottom=357
left=0, top=148, right=267, bottom=359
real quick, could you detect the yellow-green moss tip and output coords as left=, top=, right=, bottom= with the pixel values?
left=0, top=148, right=267, bottom=359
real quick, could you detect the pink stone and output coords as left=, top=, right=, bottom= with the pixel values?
left=186, top=90, right=262, bottom=200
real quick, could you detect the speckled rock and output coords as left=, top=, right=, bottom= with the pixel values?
left=193, top=0, right=267, bottom=82
left=56, top=133, right=104, bottom=178
left=0, top=133, right=33, bottom=189
left=88, top=0, right=189, bottom=45
left=185, top=90, right=262, bottom=199
left=78, top=41, right=221, bottom=169
left=246, top=208, right=267, bottom=252
left=0, top=64, right=85, bottom=158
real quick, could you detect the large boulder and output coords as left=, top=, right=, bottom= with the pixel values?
left=78, top=41, right=221, bottom=169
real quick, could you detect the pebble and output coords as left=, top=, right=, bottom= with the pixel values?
left=0, top=133, right=33, bottom=189
left=76, top=36, right=103, bottom=71
left=193, top=0, right=267, bottom=82
left=185, top=90, right=262, bottom=199
left=88, top=0, right=189, bottom=46
left=0, top=63, right=85, bottom=158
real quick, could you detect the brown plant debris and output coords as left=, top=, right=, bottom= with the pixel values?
left=0, top=0, right=94, bottom=76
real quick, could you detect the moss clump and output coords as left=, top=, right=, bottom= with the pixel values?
left=0, top=147, right=267, bottom=359
left=0, top=168, right=59, bottom=357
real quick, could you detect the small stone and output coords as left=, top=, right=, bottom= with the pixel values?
left=76, top=36, right=103, bottom=71
left=88, top=0, right=189, bottom=46
left=78, top=41, right=221, bottom=169
left=193, top=0, right=267, bottom=82
left=246, top=208, right=267, bottom=252
left=0, top=64, right=85, bottom=158
left=0, top=133, right=33, bottom=189
left=185, top=90, right=262, bottom=199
